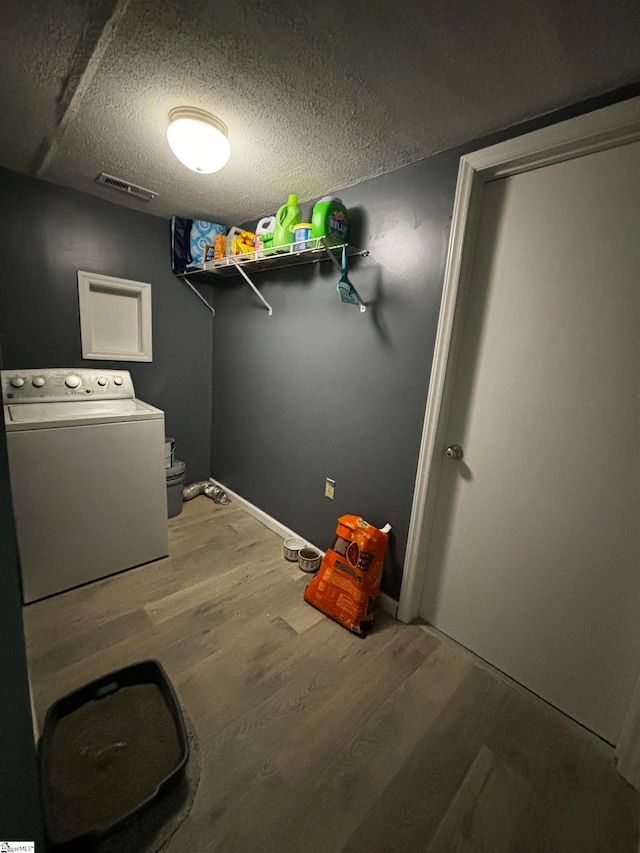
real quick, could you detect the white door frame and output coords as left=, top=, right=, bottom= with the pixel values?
left=397, top=95, right=640, bottom=778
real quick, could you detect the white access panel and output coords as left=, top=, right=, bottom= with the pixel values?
left=8, top=419, right=168, bottom=602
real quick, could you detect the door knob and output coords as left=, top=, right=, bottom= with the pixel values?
left=445, top=444, right=464, bottom=460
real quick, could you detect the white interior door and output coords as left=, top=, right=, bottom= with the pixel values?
left=419, top=140, right=640, bottom=744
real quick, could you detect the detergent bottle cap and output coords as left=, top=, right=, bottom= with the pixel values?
left=287, top=193, right=298, bottom=204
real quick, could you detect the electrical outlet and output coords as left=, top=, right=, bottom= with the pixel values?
left=325, top=478, right=335, bottom=500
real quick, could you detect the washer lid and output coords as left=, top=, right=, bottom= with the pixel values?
left=4, top=398, right=163, bottom=430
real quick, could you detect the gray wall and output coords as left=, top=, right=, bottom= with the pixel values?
left=208, top=83, right=640, bottom=600
left=0, top=407, right=44, bottom=843
left=0, top=168, right=213, bottom=481
left=209, top=155, right=458, bottom=600
left=0, top=167, right=212, bottom=836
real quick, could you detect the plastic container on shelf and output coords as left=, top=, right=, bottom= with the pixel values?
left=311, top=196, right=348, bottom=246
left=273, top=194, right=301, bottom=250
left=223, top=226, right=256, bottom=257
left=293, top=222, right=313, bottom=251
left=261, top=231, right=276, bottom=256
left=255, top=215, right=276, bottom=258
left=212, top=232, right=226, bottom=259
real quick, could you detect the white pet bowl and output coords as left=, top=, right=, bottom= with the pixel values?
left=283, top=537, right=306, bottom=561
left=298, top=547, right=322, bottom=573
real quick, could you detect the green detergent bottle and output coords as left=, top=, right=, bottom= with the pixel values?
left=311, top=196, right=348, bottom=247
left=273, top=194, right=301, bottom=250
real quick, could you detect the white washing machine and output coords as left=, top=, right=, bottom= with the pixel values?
left=2, top=368, right=169, bottom=603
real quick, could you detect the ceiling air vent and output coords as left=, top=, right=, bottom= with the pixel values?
left=95, top=173, right=158, bottom=202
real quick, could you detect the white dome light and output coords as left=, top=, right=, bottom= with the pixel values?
left=167, top=107, right=231, bottom=174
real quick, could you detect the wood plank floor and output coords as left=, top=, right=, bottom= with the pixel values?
left=23, top=497, right=639, bottom=852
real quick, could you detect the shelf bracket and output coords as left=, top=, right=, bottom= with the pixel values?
left=178, top=275, right=215, bottom=316
left=229, top=258, right=273, bottom=315
left=321, top=238, right=343, bottom=274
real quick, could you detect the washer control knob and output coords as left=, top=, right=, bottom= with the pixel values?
left=113, top=376, right=123, bottom=386
left=32, top=376, right=45, bottom=388
left=97, top=377, right=108, bottom=386
left=65, top=374, right=81, bottom=389
left=10, top=376, right=24, bottom=388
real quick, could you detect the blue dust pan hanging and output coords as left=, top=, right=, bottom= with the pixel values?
left=337, top=246, right=366, bottom=312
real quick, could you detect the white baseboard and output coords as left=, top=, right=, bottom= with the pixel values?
left=377, top=591, right=399, bottom=619
left=28, top=675, right=39, bottom=743
left=617, top=673, right=640, bottom=789
left=209, top=477, right=400, bottom=620
left=208, top=477, right=318, bottom=548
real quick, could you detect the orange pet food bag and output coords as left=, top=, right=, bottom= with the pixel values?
left=303, top=515, right=389, bottom=636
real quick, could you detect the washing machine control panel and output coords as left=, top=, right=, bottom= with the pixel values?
left=1, top=369, right=135, bottom=404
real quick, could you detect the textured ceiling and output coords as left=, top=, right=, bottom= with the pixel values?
left=1, top=0, right=639, bottom=225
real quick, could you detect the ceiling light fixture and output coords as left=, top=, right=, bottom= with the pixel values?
left=167, top=107, right=231, bottom=174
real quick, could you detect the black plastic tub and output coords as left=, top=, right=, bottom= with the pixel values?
left=39, top=659, right=189, bottom=850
